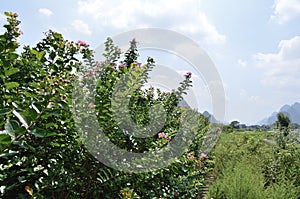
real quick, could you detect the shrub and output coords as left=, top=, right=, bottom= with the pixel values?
left=0, top=12, right=209, bottom=198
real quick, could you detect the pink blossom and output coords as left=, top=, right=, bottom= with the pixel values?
left=88, top=104, right=96, bottom=109
left=184, top=72, right=192, bottom=78
left=216, top=127, right=221, bottom=131
left=165, top=92, right=171, bottom=95
left=119, top=63, right=125, bottom=69
left=96, top=61, right=102, bottom=67
left=18, top=30, right=23, bottom=35
left=114, top=93, right=119, bottom=97
left=200, top=152, right=208, bottom=159
left=158, top=132, right=166, bottom=138
left=77, top=40, right=89, bottom=47
left=132, top=62, right=141, bottom=68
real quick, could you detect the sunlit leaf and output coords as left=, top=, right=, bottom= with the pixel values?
left=5, top=67, right=19, bottom=77
left=5, top=120, right=15, bottom=140
left=5, top=82, right=19, bottom=90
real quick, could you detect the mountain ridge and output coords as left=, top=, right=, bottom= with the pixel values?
left=259, top=102, right=300, bottom=125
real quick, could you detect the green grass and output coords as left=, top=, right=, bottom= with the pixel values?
left=207, top=131, right=300, bottom=199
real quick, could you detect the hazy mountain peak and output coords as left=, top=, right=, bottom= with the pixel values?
left=259, top=102, right=300, bottom=125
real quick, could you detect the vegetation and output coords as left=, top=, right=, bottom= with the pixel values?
left=208, top=130, right=300, bottom=199
left=0, top=12, right=213, bottom=198
left=0, top=12, right=299, bottom=199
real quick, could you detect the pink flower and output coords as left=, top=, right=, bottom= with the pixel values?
left=184, top=72, right=192, bottom=78
left=216, top=127, right=221, bottom=131
left=158, top=132, right=166, bottom=138
left=119, top=63, right=125, bottom=69
left=133, top=62, right=141, bottom=67
left=165, top=92, right=171, bottom=95
left=88, top=104, right=96, bottom=109
left=200, top=152, right=208, bottom=159
left=77, top=40, right=89, bottom=47
left=18, top=30, right=23, bottom=35
left=114, top=93, right=119, bottom=97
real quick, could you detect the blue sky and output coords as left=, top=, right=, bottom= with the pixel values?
left=1, top=0, right=300, bottom=124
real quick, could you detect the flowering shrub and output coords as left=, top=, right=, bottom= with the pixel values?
left=0, top=12, right=210, bottom=198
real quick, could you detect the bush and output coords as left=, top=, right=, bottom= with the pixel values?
left=0, top=12, right=210, bottom=198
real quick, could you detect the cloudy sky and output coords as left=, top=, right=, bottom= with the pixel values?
left=1, top=0, right=300, bottom=124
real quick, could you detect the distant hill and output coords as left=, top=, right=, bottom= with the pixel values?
left=177, top=100, right=219, bottom=123
left=259, top=102, right=300, bottom=125
left=203, top=111, right=219, bottom=123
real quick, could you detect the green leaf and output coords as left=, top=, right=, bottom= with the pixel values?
left=30, top=49, right=39, bottom=56
left=5, top=120, right=15, bottom=140
left=7, top=53, right=19, bottom=61
left=31, top=128, right=47, bottom=138
left=31, top=128, right=56, bottom=138
left=37, top=51, right=46, bottom=61
left=5, top=67, right=20, bottom=77
left=12, top=110, right=29, bottom=128
left=5, top=82, right=19, bottom=89
left=22, top=108, right=38, bottom=122
left=0, top=133, right=12, bottom=146
left=0, top=108, right=11, bottom=115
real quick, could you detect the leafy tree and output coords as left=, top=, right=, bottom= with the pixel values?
left=0, top=12, right=210, bottom=198
left=276, top=112, right=290, bottom=136
left=230, top=120, right=240, bottom=129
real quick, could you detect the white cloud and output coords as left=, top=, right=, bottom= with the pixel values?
left=71, top=19, right=92, bottom=35
left=38, top=8, right=53, bottom=17
left=238, top=59, right=247, bottom=67
left=270, top=0, right=300, bottom=24
left=239, top=89, right=261, bottom=103
left=77, top=0, right=225, bottom=45
left=253, top=36, right=300, bottom=87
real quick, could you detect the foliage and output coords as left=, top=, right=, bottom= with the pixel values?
left=209, top=131, right=300, bottom=198
left=208, top=158, right=267, bottom=199
left=276, top=112, right=291, bottom=136
left=0, top=12, right=210, bottom=198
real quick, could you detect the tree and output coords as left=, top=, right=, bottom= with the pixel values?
left=230, top=120, right=240, bottom=129
left=276, top=112, right=290, bottom=136
left=0, top=12, right=209, bottom=198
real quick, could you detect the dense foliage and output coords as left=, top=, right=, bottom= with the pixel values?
left=208, top=131, right=300, bottom=199
left=0, top=12, right=210, bottom=198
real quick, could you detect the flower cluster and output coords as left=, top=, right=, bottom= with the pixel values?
left=88, top=104, right=96, bottom=109
left=77, top=40, right=89, bottom=47
left=184, top=72, right=192, bottom=78
left=118, top=63, right=125, bottom=69
left=200, top=152, right=208, bottom=159
left=158, top=132, right=171, bottom=141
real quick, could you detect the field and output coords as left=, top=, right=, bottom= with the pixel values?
left=207, top=131, right=300, bottom=199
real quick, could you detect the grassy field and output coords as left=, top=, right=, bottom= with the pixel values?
left=207, top=131, right=300, bottom=199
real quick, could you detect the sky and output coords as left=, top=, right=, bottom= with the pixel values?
left=1, top=0, right=300, bottom=125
